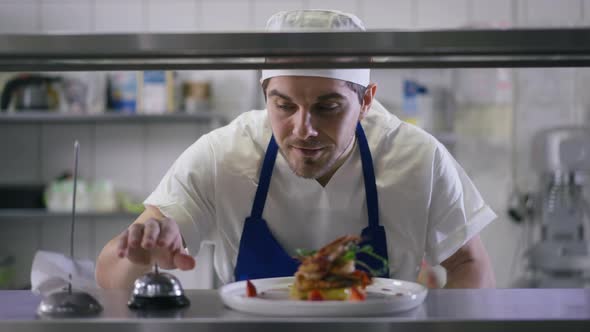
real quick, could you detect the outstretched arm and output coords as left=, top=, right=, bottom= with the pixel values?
left=440, top=235, right=495, bottom=288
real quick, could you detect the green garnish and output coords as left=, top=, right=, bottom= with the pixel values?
left=294, top=248, right=317, bottom=258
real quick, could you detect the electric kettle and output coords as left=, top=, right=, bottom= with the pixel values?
left=0, top=74, right=62, bottom=111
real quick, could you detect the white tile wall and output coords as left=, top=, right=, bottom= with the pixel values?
left=360, top=0, right=414, bottom=30
left=516, top=0, right=582, bottom=27
left=455, top=69, right=512, bottom=106
left=39, top=219, right=92, bottom=260
left=307, top=0, right=358, bottom=15
left=200, top=0, right=252, bottom=31
left=516, top=68, right=576, bottom=109
left=146, top=0, right=198, bottom=32
left=0, top=125, right=41, bottom=184
left=40, top=125, right=94, bottom=182
left=94, top=124, right=144, bottom=198
left=206, top=70, right=261, bottom=118
left=584, top=0, right=590, bottom=24
left=94, top=0, right=144, bottom=33
left=0, top=0, right=39, bottom=33
left=416, top=0, right=469, bottom=29
left=469, top=0, right=513, bottom=27
left=144, top=123, right=204, bottom=194
left=415, top=69, right=454, bottom=89
left=574, top=68, right=590, bottom=123
left=40, top=0, right=92, bottom=33
left=370, top=69, right=415, bottom=110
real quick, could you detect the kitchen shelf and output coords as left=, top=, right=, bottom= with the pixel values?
left=0, top=209, right=138, bottom=220
left=1, top=29, right=590, bottom=71
left=0, top=112, right=227, bottom=124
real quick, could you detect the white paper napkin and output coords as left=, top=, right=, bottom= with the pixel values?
left=30, top=251, right=97, bottom=295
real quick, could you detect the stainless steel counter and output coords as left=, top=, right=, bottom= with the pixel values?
left=1, top=289, right=589, bottom=331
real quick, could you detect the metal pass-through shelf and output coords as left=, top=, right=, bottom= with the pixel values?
left=0, top=209, right=138, bottom=220
left=1, top=29, right=590, bottom=71
left=0, top=112, right=227, bottom=124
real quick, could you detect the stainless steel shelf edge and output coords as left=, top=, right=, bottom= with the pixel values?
left=0, top=112, right=227, bottom=124
left=2, top=29, right=590, bottom=70
left=0, top=209, right=138, bottom=220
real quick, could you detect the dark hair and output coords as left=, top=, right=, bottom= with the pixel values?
left=261, top=78, right=367, bottom=105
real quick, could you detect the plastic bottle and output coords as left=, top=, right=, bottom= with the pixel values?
left=107, top=72, right=138, bottom=113
left=402, top=80, right=429, bottom=129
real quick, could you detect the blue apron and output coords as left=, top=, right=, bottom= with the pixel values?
left=234, top=122, right=389, bottom=281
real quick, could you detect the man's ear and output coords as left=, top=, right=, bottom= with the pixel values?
left=359, top=83, right=377, bottom=120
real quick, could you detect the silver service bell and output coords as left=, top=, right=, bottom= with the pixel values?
left=38, top=290, right=103, bottom=317
left=37, top=141, right=103, bottom=317
left=128, top=264, right=190, bottom=309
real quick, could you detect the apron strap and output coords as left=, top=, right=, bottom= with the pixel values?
left=356, top=122, right=380, bottom=229
left=250, top=135, right=279, bottom=219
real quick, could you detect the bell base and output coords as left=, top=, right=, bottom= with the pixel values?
left=128, top=295, right=190, bottom=310
left=37, top=291, right=103, bottom=317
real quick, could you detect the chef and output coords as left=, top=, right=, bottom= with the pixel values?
left=96, top=9, right=496, bottom=289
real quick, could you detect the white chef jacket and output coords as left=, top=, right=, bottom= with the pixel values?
left=144, top=101, right=497, bottom=285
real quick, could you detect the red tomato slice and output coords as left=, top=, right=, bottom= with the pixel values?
left=308, top=289, right=324, bottom=301
left=349, top=287, right=366, bottom=301
left=246, top=280, right=257, bottom=297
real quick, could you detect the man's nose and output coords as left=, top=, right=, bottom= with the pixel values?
left=292, top=109, right=318, bottom=139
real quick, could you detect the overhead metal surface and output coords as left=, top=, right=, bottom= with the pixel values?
left=1, top=29, right=590, bottom=70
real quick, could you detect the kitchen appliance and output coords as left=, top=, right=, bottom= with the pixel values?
left=510, top=127, right=590, bottom=287
left=128, top=263, right=190, bottom=310
left=0, top=185, right=44, bottom=209
left=0, top=74, right=63, bottom=111
left=0, top=254, right=15, bottom=289
left=37, top=141, right=103, bottom=317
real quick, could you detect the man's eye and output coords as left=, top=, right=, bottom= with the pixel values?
left=277, top=104, right=296, bottom=111
left=315, top=104, right=339, bottom=112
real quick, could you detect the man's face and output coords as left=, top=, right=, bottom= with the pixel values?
left=265, top=76, right=367, bottom=180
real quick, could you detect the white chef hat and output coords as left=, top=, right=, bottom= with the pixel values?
left=260, top=9, right=370, bottom=87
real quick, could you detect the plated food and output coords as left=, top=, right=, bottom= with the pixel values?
left=246, top=235, right=387, bottom=301
left=222, top=276, right=427, bottom=316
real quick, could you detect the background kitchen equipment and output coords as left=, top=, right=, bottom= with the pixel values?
left=0, top=253, right=15, bottom=289
left=138, top=71, right=175, bottom=114
left=183, top=80, right=211, bottom=113
left=61, top=72, right=107, bottom=114
left=509, top=127, right=590, bottom=288
left=0, top=74, right=64, bottom=112
left=0, top=185, right=45, bottom=209
left=107, top=71, right=176, bottom=114
left=44, top=178, right=118, bottom=213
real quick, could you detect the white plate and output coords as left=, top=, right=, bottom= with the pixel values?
left=219, top=277, right=427, bottom=316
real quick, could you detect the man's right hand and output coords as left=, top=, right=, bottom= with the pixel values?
left=116, top=217, right=196, bottom=271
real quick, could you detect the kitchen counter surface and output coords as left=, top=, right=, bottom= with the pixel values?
left=1, top=288, right=589, bottom=331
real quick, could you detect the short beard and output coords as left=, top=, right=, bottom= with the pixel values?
left=282, top=135, right=355, bottom=181
left=288, top=155, right=339, bottom=180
